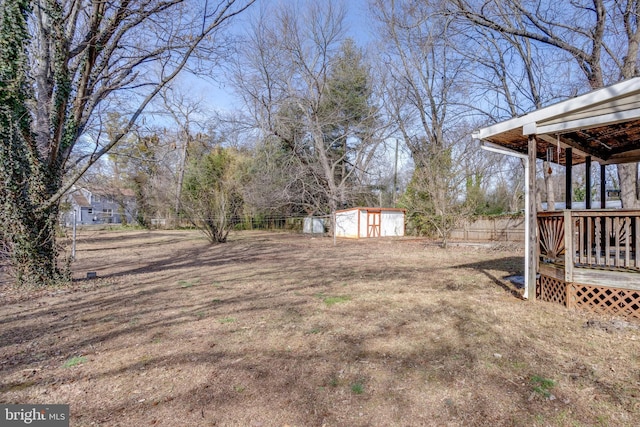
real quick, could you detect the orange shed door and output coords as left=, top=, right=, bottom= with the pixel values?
left=367, top=211, right=381, bottom=237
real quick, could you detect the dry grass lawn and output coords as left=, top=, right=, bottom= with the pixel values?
left=1, top=229, right=639, bottom=426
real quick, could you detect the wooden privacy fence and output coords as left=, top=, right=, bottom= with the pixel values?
left=449, top=216, right=525, bottom=242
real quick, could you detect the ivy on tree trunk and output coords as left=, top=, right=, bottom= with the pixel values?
left=0, top=0, right=255, bottom=286
left=0, top=0, right=66, bottom=285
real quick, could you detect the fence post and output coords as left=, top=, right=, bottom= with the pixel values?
left=72, top=209, right=77, bottom=261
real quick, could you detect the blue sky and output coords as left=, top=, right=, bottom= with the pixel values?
left=174, top=0, right=375, bottom=115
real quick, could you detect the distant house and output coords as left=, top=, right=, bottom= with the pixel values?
left=335, top=207, right=406, bottom=238
left=64, top=187, right=136, bottom=226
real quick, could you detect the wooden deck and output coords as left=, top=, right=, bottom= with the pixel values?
left=537, top=210, right=640, bottom=319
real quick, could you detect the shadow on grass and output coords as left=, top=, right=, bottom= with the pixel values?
left=1, top=233, right=634, bottom=425
left=454, top=256, right=525, bottom=299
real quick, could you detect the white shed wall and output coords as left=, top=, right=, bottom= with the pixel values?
left=335, top=210, right=359, bottom=238
left=380, top=211, right=405, bottom=236
left=359, top=210, right=368, bottom=237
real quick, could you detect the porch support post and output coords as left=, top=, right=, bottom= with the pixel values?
left=564, top=210, right=574, bottom=283
left=526, top=135, right=538, bottom=300
left=585, top=156, right=592, bottom=209
left=600, top=164, right=606, bottom=209
left=565, top=147, right=573, bottom=209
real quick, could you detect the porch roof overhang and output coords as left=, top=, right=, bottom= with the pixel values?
left=472, top=77, right=640, bottom=166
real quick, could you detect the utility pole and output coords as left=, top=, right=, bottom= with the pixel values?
left=393, top=139, right=399, bottom=205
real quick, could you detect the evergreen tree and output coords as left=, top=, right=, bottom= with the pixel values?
left=320, top=38, right=377, bottom=207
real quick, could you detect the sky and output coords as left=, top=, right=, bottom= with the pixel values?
left=155, top=0, right=413, bottom=178
left=175, top=0, right=375, bottom=116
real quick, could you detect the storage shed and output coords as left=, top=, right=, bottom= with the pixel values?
left=303, top=217, right=326, bottom=234
left=335, top=207, right=405, bottom=238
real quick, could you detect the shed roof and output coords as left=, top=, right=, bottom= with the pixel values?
left=336, top=207, right=406, bottom=214
left=473, top=77, right=640, bottom=166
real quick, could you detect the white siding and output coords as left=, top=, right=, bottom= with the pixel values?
left=335, top=210, right=359, bottom=238
left=380, top=211, right=405, bottom=236
left=359, top=210, right=368, bottom=237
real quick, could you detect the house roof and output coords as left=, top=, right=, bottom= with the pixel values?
left=473, top=77, right=640, bottom=166
left=71, top=192, right=91, bottom=208
left=86, top=186, right=136, bottom=198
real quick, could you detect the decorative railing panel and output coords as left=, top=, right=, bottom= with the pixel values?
left=572, top=211, right=640, bottom=270
left=537, top=212, right=566, bottom=264
left=538, top=210, right=640, bottom=270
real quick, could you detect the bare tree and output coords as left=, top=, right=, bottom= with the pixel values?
left=231, top=1, right=381, bottom=229
left=243, top=136, right=323, bottom=217
left=0, top=0, right=255, bottom=285
left=450, top=0, right=640, bottom=207
left=370, top=0, right=492, bottom=243
left=446, top=1, right=579, bottom=211
left=158, top=88, right=208, bottom=217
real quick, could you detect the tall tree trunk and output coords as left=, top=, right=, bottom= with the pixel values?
left=0, top=0, right=64, bottom=285
left=0, top=120, right=66, bottom=285
left=175, top=135, right=189, bottom=217
left=6, top=204, right=65, bottom=286
left=618, top=163, right=640, bottom=208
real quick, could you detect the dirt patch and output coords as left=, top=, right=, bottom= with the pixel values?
left=1, top=230, right=639, bottom=426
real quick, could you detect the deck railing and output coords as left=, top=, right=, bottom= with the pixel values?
left=538, top=210, right=640, bottom=270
